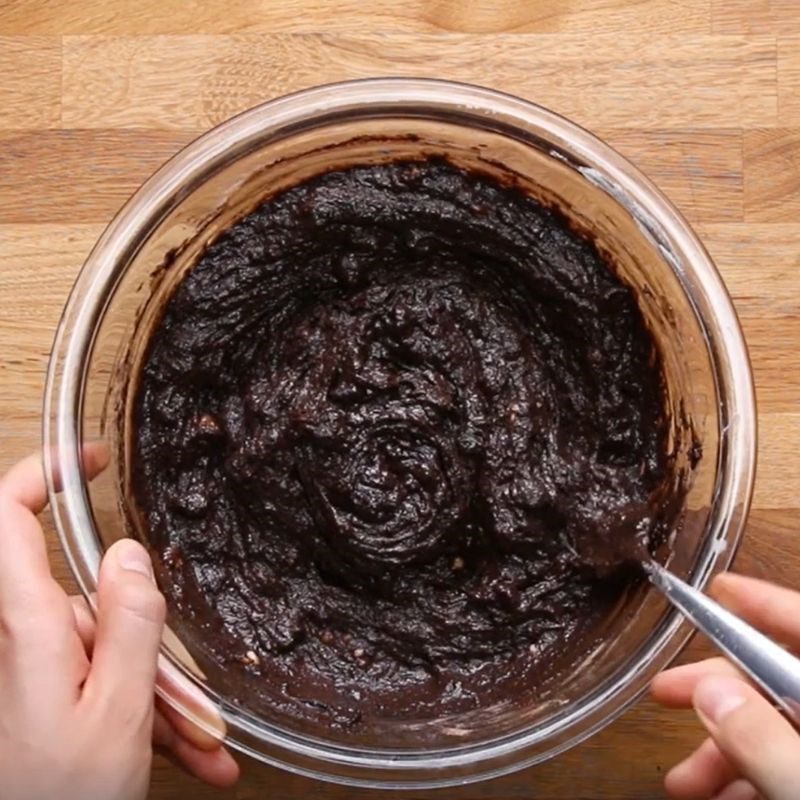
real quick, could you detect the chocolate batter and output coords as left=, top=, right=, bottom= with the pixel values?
left=132, top=158, right=676, bottom=728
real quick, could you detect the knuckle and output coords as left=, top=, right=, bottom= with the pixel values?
left=0, top=487, right=13, bottom=509
left=0, top=608, right=33, bottom=645
left=0, top=590, right=71, bottom=642
left=0, top=613, right=74, bottom=667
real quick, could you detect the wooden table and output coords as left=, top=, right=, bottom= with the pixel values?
left=1, top=1, right=798, bottom=797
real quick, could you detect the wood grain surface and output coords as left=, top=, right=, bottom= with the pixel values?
left=1, top=1, right=798, bottom=798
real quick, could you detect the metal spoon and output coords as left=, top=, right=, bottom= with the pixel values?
left=646, top=561, right=800, bottom=724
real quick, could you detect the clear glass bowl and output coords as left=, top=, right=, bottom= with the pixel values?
left=44, top=78, right=756, bottom=789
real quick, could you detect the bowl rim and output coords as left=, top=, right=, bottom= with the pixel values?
left=43, top=76, right=757, bottom=789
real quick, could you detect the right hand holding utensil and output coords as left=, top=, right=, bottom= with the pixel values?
left=652, top=573, right=800, bottom=800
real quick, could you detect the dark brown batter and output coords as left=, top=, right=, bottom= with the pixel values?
left=132, top=158, right=676, bottom=729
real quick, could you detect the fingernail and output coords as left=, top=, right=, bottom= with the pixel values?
left=694, top=677, right=747, bottom=724
left=116, top=539, right=154, bottom=579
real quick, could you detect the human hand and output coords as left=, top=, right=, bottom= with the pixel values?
left=0, top=449, right=239, bottom=800
left=652, top=573, right=800, bottom=800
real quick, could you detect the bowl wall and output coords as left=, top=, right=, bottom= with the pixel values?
left=44, top=78, right=755, bottom=788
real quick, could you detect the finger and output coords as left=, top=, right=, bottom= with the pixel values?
left=77, top=441, right=110, bottom=482
left=83, top=539, right=166, bottom=724
left=0, top=454, right=93, bottom=701
left=693, top=676, right=800, bottom=800
left=0, top=492, right=56, bottom=612
left=70, top=594, right=95, bottom=653
left=665, top=737, right=738, bottom=799
left=0, top=443, right=109, bottom=515
left=0, top=490, right=74, bottom=646
left=156, top=691, right=227, bottom=752
left=156, top=744, right=240, bottom=790
left=0, top=452, right=49, bottom=514
left=0, top=499, right=86, bottom=701
left=0, top=453, right=55, bottom=592
left=0, top=445, right=109, bottom=614
left=74, top=593, right=228, bottom=751
left=712, top=573, right=800, bottom=648
left=154, top=709, right=240, bottom=789
left=712, top=779, right=760, bottom=800
left=652, top=658, right=746, bottom=708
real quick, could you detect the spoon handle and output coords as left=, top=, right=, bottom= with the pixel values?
left=647, top=561, right=800, bottom=724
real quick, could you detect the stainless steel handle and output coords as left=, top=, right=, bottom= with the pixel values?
left=647, top=562, right=800, bottom=724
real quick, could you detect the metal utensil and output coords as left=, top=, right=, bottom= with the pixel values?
left=646, top=561, right=800, bottom=724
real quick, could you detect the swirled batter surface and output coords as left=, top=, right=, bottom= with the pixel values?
left=133, top=159, right=673, bottom=728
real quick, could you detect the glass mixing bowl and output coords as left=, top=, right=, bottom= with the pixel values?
left=44, top=78, right=755, bottom=789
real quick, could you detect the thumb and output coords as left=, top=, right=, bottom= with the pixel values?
left=84, top=539, right=166, bottom=725
left=693, top=676, right=800, bottom=800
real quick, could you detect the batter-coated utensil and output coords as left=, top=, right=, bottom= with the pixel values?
left=646, top=561, right=800, bottom=724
